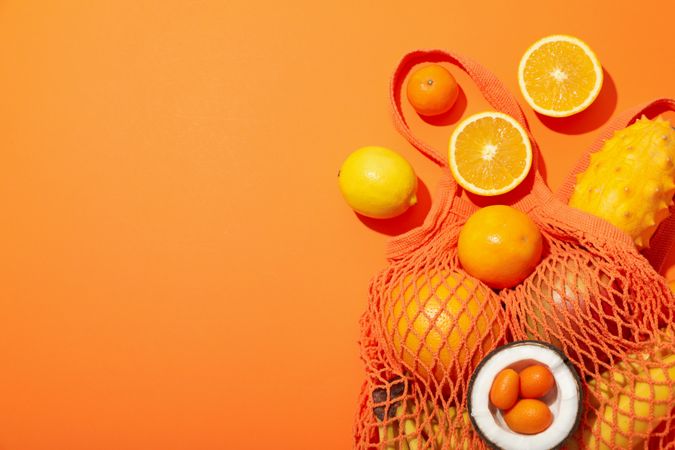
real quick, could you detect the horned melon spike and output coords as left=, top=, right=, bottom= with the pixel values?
left=569, top=116, right=675, bottom=249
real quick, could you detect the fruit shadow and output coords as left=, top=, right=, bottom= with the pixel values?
left=537, top=68, right=617, bottom=135
left=418, top=85, right=468, bottom=126
left=356, top=177, right=432, bottom=236
left=536, top=147, right=549, bottom=185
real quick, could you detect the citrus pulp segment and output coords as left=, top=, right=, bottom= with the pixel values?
left=518, top=35, right=603, bottom=117
left=449, top=111, right=532, bottom=196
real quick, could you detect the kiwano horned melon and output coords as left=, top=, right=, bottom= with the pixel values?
left=569, top=116, right=675, bottom=249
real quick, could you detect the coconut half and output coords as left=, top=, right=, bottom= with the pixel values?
left=467, top=340, right=582, bottom=450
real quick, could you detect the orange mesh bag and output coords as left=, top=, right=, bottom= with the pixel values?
left=352, top=49, right=675, bottom=449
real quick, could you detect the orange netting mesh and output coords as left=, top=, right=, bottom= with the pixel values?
left=352, top=49, right=675, bottom=449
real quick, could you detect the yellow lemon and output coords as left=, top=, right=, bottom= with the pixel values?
left=338, top=146, right=417, bottom=219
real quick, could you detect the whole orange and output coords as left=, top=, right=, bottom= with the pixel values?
left=406, top=64, right=459, bottom=116
left=385, top=270, right=503, bottom=387
left=458, top=205, right=543, bottom=289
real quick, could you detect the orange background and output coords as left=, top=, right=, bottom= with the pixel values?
left=0, top=1, right=674, bottom=449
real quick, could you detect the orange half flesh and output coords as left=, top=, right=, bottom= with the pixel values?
left=518, top=35, right=603, bottom=117
left=449, top=111, right=532, bottom=196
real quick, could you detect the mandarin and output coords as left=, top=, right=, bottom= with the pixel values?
left=489, top=368, right=520, bottom=410
left=503, top=398, right=553, bottom=434
left=519, top=364, right=555, bottom=399
left=406, top=64, right=458, bottom=116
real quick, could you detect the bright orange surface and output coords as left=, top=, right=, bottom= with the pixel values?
left=0, top=1, right=673, bottom=449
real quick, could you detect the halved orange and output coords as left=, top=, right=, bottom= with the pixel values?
left=518, top=35, right=603, bottom=117
left=449, top=111, right=532, bottom=196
